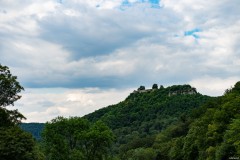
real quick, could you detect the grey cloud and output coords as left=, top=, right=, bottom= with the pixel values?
left=2, top=0, right=240, bottom=122
left=38, top=10, right=159, bottom=59
left=38, top=100, right=56, bottom=107
left=0, top=0, right=240, bottom=90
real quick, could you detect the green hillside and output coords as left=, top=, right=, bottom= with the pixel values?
left=150, top=81, right=240, bottom=160
left=84, top=84, right=213, bottom=157
left=20, top=83, right=240, bottom=159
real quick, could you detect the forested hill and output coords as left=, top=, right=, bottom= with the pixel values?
left=22, top=84, right=212, bottom=143
left=150, top=82, right=240, bottom=160
left=84, top=84, right=213, bottom=156
left=20, top=123, right=44, bottom=141
left=85, top=84, right=211, bottom=130
left=19, top=83, right=240, bottom=159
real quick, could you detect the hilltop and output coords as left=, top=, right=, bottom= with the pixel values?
left=84, top=84, right=212, bottom=157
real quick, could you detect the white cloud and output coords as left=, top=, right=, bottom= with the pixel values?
left=14, top=88, right=133, bottom=122
left=1, top=0, right=240, bottom=122
left=189, top=76, right=240, bottom=96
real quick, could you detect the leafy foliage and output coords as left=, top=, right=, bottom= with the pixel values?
left=0, top=64, right=43, bottom=160
left=152, top=84, right=158, bottom=89
left=84, top=84, right=212, bottom=158
left=137, top=85, right=145, bottom=91
left=0, top=107, right=26, bottom=127
left=42, top=117, right=114, bottom=160
left=152, top=82, right=240, bottom=160
left=0, top=64, right=26, bottom=126
left=0, top=126, right=44, bottom=160
left=0, top=64, right=24, bottom=107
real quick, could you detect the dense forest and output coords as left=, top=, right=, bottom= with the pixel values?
left=1, top=63, right=240, bottom=159
left=84, top=84, right=213, bottom=158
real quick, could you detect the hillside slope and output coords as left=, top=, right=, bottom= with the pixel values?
left=84, top=84, right=213, bottom=155
left=151, top=81, right=240, bottom=160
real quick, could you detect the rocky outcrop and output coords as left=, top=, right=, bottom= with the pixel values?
left=168, top=87, right=197, bottom=96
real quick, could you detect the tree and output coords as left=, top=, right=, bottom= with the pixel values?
left=222, top=118, right=240, bottom=155
left=0, top=64, right=43, bottom=160
left=0, top=64, right=24, bottom=107
left=42, top=117, right=114, bottom=160
left=0, top=126, right=44, bottom=160
left=152, top=84, right=158, bottom=89
left=138, top=86, right=145, bottom=91
left=0, top=64, right=25, bottom=126
left=42, top=117, right=89, bottom=160
left=0, top=107, right=25, bottom=127
left=159, top=85, right=164, bottom=89
left=84, top=121, right=115, bottom=160
left=125, top=148, right=156, bottom=160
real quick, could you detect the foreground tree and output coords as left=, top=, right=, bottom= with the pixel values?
left=0, top=126, right=44, bottom=160
left=0, top=64, right=43, bottom=160
left=0, top=64, right=26, bottom=125
left=42, top=117, right=114, bottom=160
left=0, top=64, right=24, bottom=107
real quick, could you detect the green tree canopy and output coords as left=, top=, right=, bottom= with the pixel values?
left=0, top=64, right=24, bottom=107
left=0, top=64, right=25, bottom=126
left=0, top=64, right=43, bottom=160
left=0, top=126, right=44, bottom=160
left=152, top=84, right=158, bottom=89
left=42, top=117, right=114, bottom=160
left=137, top=86, right=145, bottom=91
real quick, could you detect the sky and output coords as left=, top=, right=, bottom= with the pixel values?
left=1, top=0, right=240, bottom=122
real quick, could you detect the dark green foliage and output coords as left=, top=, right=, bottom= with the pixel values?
left=84, top=84, right=212, bottom=158
left=0, top=126, right=44, bottom=160
left=0, top=64, right=26, bottom=126
left=137, top=85, right=145, bottom=91
left=0, top=64, right=24, bottom=107
left=152, top=84, right=158, bottom=89
left=0, top=64, right=44, bottom=160
left=153, top=81, right=240, bottom=160
left=42, top=117, right=114, bottom=160
left=0, top=107, right=25, bottom=127
left=124, top=147, right=157, bottom=160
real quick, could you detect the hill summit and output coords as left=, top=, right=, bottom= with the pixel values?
left=84, top=84, right=212, bottom=155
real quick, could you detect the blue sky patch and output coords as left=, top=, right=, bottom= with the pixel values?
left=149, top=0, right=160, bottom=4
left=120, top=0, right=160, bottom=8
left=184, top=28, right=202, bottom=39
left=121, top=0, right=132, bottom=7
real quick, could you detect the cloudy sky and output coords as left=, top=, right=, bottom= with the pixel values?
left=1, top=0, right=240, bottom=122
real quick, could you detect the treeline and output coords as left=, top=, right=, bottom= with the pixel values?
left=20, top=83, right=240, bottom=159
left=41, top=117, right=114, bottom=160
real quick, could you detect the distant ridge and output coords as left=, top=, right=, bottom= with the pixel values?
left=20, top=123, right=45, bottom=141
